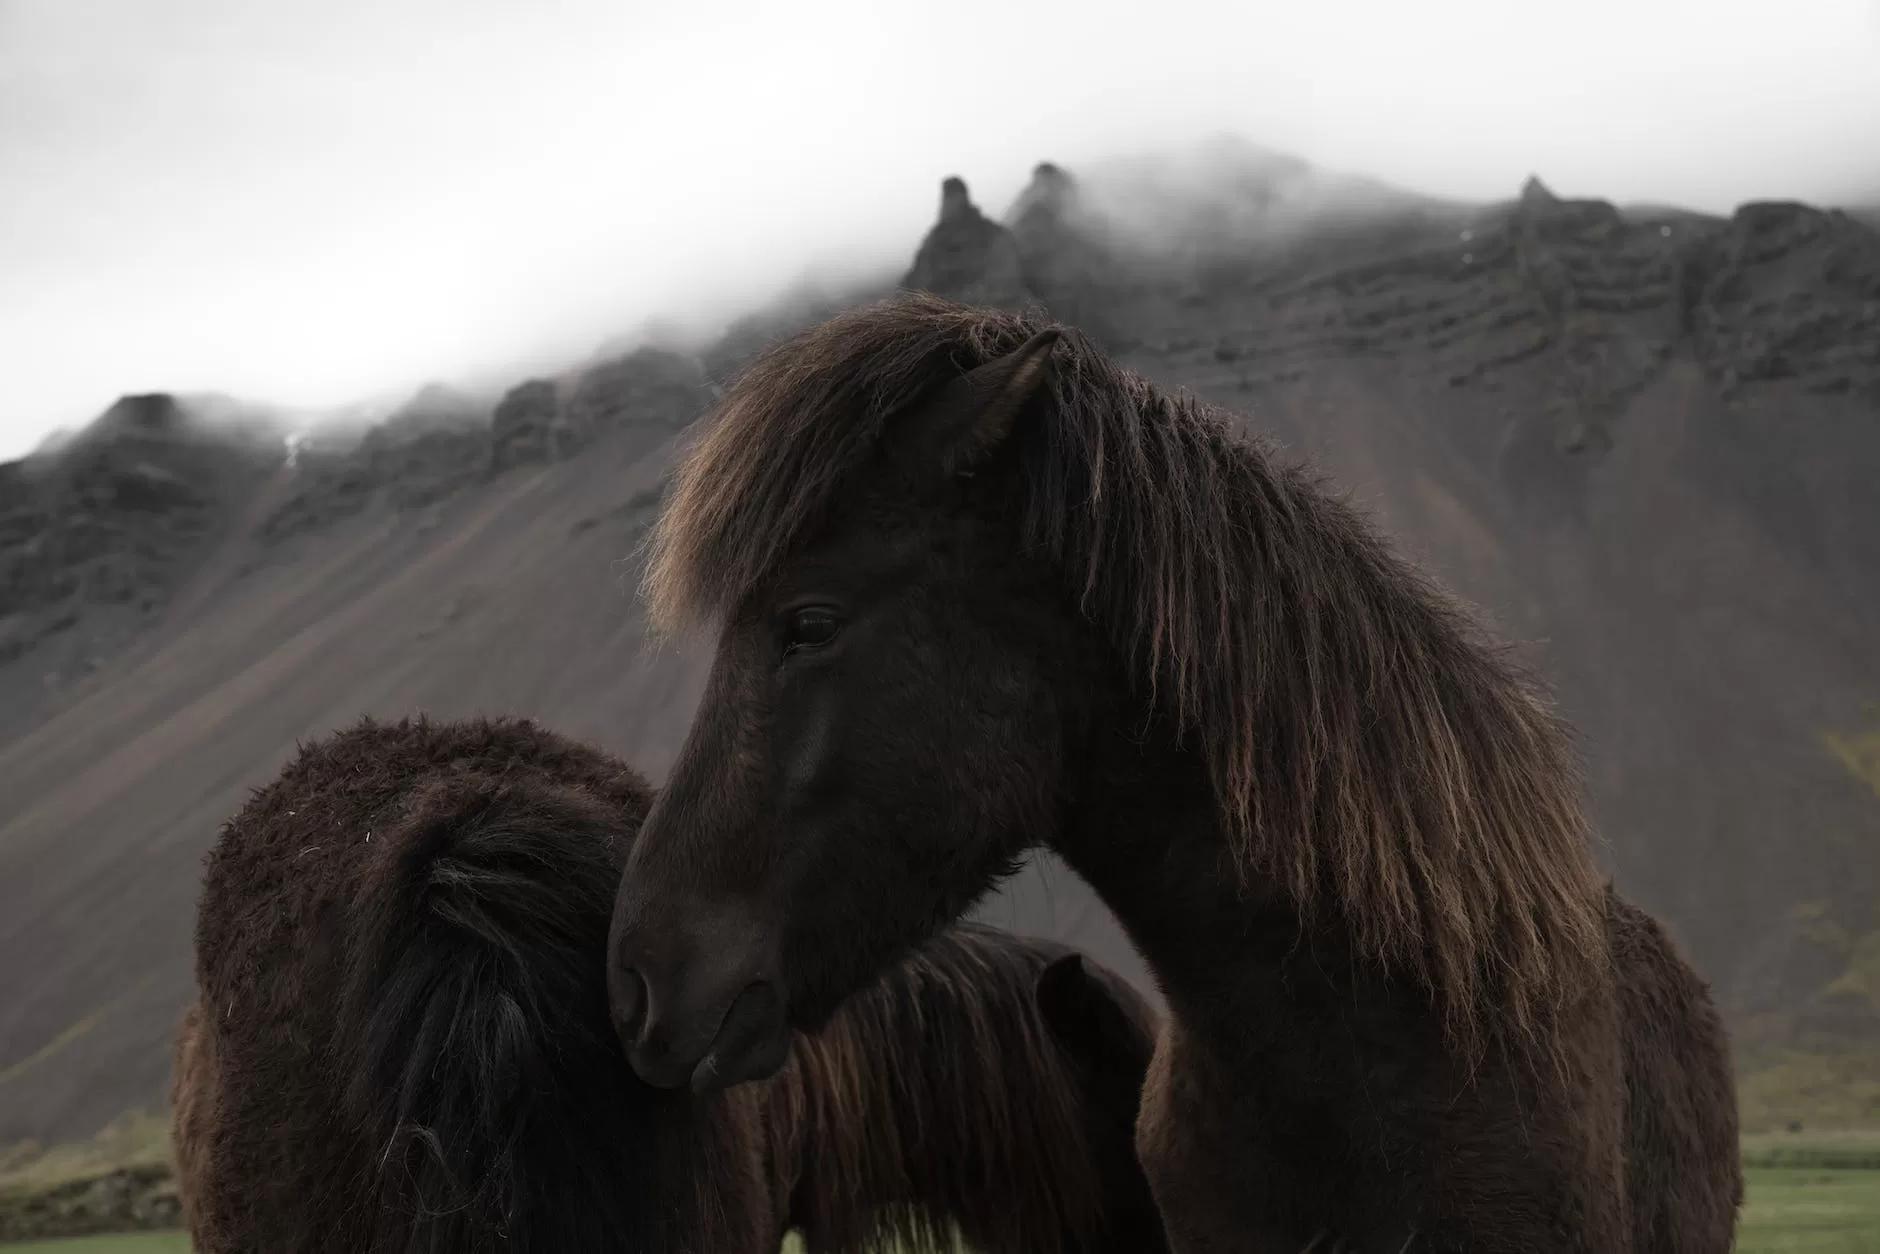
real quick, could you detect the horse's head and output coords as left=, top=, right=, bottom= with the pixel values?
left=607, top=321, right=1084, bottom=1093
left=1034, top=951, right=1159, bottom=1135
left=1034, top=950, right=1169, bottom=1253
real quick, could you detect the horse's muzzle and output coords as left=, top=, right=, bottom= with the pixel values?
left=608, top=901, right=789, bottom=1094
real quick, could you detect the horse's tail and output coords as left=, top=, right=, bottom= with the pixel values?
left=767, top=922, right=1164, bottom=1254
left=339, top=773, right=661, bottom=1254
left=1609, top=892, right=1743, bottom=1254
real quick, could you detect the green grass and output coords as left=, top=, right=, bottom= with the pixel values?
left=0, top=1237, right=188, bottom=1254
left=1744, top=1128, right=1880, bottom=1171
left=0, top=1114, right=171, bottom=1195
left=4, top=1121, right=1880, bottom=1252
left=1, top=1178, right=1877, bottom=1254
left=7, top=1173, right=1880, bottom=1254
left=1738, top=1166, right=1880, bottom=1254
left=0, top=1114, right=177, bottom=1247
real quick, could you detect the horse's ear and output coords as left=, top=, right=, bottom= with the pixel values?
left=1036, top=951, right=1089, bottom=1006
left=1035, top=952, right=1119, bottom=1053
left=893, top=328, right=1061, bottom=480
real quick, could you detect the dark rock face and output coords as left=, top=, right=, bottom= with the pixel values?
left=488, top=378, right=563, bottom=472
left=261, top=349, right=712, bottom=544
left=1003, top=162, right=1128, bottom=341
left=561, top=347, right=711, bottom=450
left=901, top=176, right=1034, bottom=309
left=259, top=386, right=491, bottom=544
left=1689, top=202, right=1880, bottom=399
left=0, top=394, right=280, bottom=668
left=2, top=344, right=715, bottom=662
left=490, top=347, right=710, bottom=472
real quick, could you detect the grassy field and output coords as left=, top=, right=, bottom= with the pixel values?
left=2, top=1166, right=1879, bottom=1252
left=1, top=1236, right=189, bottom=1253
left=6, top=1119, right=1880, bottom=1250
left=0, top=1115, right=175, bottom=1248
left=1737, top=1166, right=1880, bottom=1253
left=0, top=1233, right=812, bottom=1253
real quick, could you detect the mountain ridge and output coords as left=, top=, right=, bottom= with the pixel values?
left=1, top=148, right=1876, bottom=1143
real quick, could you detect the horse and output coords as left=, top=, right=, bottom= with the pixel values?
left=1028, top=948, right=1168, bottom=1254
left=1608, top=892, right=1742, bottom=1254
left=173, top=712, right=1166, bottom=1253
left=604, top=292, right=1743, bottom=1252
left=765, top=928, right=1167, bottom=1253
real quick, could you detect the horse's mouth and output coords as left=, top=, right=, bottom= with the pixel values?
left=690, top=978, right=789, bottom=1095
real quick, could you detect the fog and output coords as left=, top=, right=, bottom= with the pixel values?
left=3, top=0, right=1877, bottom=460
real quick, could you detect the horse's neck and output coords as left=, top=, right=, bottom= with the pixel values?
left=1054, top=728, right=1304, bottom=1025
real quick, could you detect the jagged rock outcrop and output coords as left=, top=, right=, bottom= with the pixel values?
left=900, top=176, right=1033, bottom=309
left=1685, top=201, right=1880, bottom=399
left=260, top=347, right=711, bottom=543
left=490, top=346, right=710, bottom=471
left=1007, top=161, right=1074, bottom=228
left=0, top=343, right=715, bottom=665
left=487, top=378, right=562, bottom=472
left=559, top=347, right=710, bottom=450
left=0, top=394, right=279, bottom=667
left=259, top=385, right=490, bottom=543
left=1002, top=162, right=1129, bottom=340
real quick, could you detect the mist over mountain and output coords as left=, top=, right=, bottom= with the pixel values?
left=1, top=142, right=1877, bottom=1144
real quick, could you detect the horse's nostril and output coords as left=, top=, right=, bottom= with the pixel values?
left=609, top=965, right=649, bottom=1047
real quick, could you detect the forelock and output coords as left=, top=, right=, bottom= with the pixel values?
left=639, top=294, right=1052, bottom=634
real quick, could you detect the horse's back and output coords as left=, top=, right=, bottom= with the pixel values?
left=175, top=715, right=768, bottom=1253
left=1610, top=891, right=1743, bottom=1253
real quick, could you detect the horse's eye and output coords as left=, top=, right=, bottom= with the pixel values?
left=784, top=607, right=841, bottom=654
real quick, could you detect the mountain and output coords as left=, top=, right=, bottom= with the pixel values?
left=2, top=145, right=1877, bottom=1144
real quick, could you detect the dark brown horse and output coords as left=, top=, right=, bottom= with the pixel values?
left=1608, top=893, right=1742, bottom=1254
left=173, top=713, right=1165, bottom=1254
left=765, top=927, right=1167, bottom=1254
left=606, top=293, right=1742, bottom=1252
left=1028, top=948, right=1168, bottom=1254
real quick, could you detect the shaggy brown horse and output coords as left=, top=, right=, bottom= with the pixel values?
left=765, top=929, right=1167, bottom=1254
left=1028, top=948, right=1168, bottom=1253
left=606, top=293, right=1743, bottom=1252
left=174, top=713, right=1165, bottom=1254
left=1609, top=893, right=1742, bottom=1254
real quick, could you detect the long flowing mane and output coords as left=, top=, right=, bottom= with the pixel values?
left=645, top=292, right=1609, bottom=1049
left=764, top=924, right=1128, bottom=1254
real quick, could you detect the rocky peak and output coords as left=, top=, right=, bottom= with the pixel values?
left=1509, top=175, right=1624, bottom=239
left=48, top=394, right=279, bottom=504
left=1006, top=162, right=1079, bottom=237
left=94, top=393, right=184, bottom=438
left=0, top=393, right=282, bottom=668
left=489, top=347, right=709, bottom=474
left=1519, top=174, right=1557, bottom=208
left=900, top=175, right=1033, bottom=310
left=938, top=175, right=974, bottom=224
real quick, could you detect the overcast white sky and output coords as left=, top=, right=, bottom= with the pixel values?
left=2, top=0, right=1877, bottom=459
